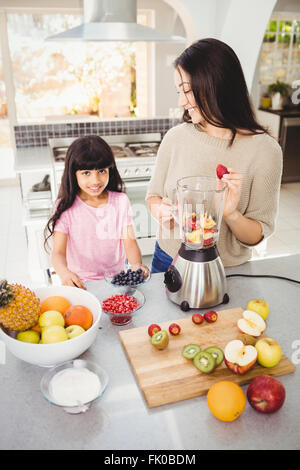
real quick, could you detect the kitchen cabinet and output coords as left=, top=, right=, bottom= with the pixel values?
left=0, top=253, right=299, bottom=450
left=257, top=107, right=300, bottom=183
left=14, top=146, right=55, bottom=282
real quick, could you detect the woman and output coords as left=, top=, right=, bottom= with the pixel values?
left=147, top=38, right=282, bottom=273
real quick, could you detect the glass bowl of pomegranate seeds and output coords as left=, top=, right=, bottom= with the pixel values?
left=101, top=289, right=145, bottom=326
left=104, top=264, right=151, bottom=293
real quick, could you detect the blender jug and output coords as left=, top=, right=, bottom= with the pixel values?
left=176, top=176, right=227, bottom=249
left=165, top=176, right=229, bottom=310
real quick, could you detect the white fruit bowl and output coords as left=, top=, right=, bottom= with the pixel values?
left=0, top=286, right=101, bottom=367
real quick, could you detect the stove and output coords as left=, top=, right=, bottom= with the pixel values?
left=49, top=133, right=161, bottom=180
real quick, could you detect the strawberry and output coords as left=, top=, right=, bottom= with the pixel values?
left=216, top=164, right=229, bottom=180
left=203, top=237, right=214, bottom=247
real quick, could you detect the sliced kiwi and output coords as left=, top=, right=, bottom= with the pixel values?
left=193, top=351, right=215, bottom=373
left=151, top=330, right=169, bottom=350
left=182, top=344, right=201, bottom=360
left=204, top=346, right=224, bottom=367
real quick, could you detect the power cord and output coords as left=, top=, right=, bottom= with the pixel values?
left=226, top=273, right=300, bottom=285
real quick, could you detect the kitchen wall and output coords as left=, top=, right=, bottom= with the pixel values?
left=275, top=0, right=300, bottom=12
left=139, top=0, right=186, bottom=117
left=1, top=0, right=292, bottom=126
left=166, top=0, right=277, bottom=94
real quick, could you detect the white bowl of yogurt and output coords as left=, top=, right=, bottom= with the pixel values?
left=40, top=359, right=109, bottom=413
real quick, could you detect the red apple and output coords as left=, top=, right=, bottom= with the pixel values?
left=169, top=323, right=181, bottom=335
left=148, top=324, right=161, bottom=337
left=247, top=375, right=286, bottom=413
left=192, top=313, right=204, bottom=325
left=224, top=339, right=257, bottom=375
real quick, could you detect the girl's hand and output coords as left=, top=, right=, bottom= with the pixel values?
left=220, top=168, right=243, bottom=219
left=60, top=270, right=86, bottom=290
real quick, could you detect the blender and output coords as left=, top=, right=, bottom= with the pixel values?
left=164, top=176, right=229, bottom=310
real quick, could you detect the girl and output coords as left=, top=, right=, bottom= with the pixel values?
left=147, top=38, right=282, bottom=272
left=44, top=135, right=142, bottom=288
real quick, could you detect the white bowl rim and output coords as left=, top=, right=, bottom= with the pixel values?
left=104, top=263, right=151, bottom=286
left=0, top=286, right=101, bottom=346
left=40, top=359, right=109, bottom=408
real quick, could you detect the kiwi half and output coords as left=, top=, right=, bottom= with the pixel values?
left=204, top=346, right=224, bottom=367
left=151, top=330, right=169, bottom=350
left=193, top=351, right=215, bottom=373
left=182, top=344, right=201, bottom=360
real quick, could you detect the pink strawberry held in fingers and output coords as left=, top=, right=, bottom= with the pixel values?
left=216, top=164, right=229, bottom=180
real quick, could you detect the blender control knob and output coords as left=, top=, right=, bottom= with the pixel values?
left=164, top=265, right=182, bottom=293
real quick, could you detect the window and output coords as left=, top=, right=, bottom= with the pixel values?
left=259, top=15, right=300, bottom=85
left=0, top=37, right=11, bottom=148
left=7, top=11, right=151, bottom=121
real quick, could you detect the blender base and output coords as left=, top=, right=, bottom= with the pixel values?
left=164, top=244, right=229, bottom=310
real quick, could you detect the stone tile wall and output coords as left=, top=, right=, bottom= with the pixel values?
left=14, top=118, right=181, bottom=148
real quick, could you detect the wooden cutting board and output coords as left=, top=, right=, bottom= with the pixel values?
left=119, top=307, right=296, bottom=408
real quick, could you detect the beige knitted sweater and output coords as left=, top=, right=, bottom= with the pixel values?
left=146, top=123, right=283, bottom=267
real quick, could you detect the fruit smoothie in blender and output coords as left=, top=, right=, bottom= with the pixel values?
left=176, top=176, right=226, bottom=250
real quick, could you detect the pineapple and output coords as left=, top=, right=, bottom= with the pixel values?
left=0, top=280, right=41, bottom=331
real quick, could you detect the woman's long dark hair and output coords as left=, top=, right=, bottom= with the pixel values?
left=174, top=38, right=268, bottom=145
left=44, top=135, right=124, bottom=251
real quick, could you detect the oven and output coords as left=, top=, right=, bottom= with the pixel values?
left=49, top=133, right=160, bottom=256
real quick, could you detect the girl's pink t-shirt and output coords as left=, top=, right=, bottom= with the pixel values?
left=54, top=191, right=133, bottom=282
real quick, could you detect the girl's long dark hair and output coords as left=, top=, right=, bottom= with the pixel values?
left=44, top=135, right=124, bottom=251
left=174, top=38, right=268, bottom=145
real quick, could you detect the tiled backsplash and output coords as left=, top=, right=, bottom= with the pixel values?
left=14, top=118, right=181, bottom=148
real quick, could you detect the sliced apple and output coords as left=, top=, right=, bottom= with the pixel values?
left=224, top=339, right=257, bottom=375
left=237, top=310, right=266, bottom=338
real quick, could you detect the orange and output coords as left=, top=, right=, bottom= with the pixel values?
left=31, top=323, right=41, bottom=334
left=63, top=305, right=93, bottom=330
left=40, top=296, right=71, bottom=315
left=206, top=381, right=246, bottom=422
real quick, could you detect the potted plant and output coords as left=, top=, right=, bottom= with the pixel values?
left=268, top=80, right=290, bottom=110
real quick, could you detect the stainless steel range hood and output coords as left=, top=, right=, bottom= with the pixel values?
left=46, top=0, right=186, bottom=43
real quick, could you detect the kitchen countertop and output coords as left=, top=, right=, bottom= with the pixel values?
left=0, top=254, right=300, bottom=450
left=259, top=107, right=300, bottom=118
left=14, top=146, right=53, bottom=173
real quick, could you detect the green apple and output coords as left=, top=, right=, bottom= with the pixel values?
left=65, top=325, right=85, bottom=339
left=39, top=310, right=65, bottom=329
left=247, top=299, right=270, bottom=320
left=16, top=330, right=40, bottom=344
left=41, top=325, right=68, bottom=344
left=255, top=337, right=282, bottom=367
